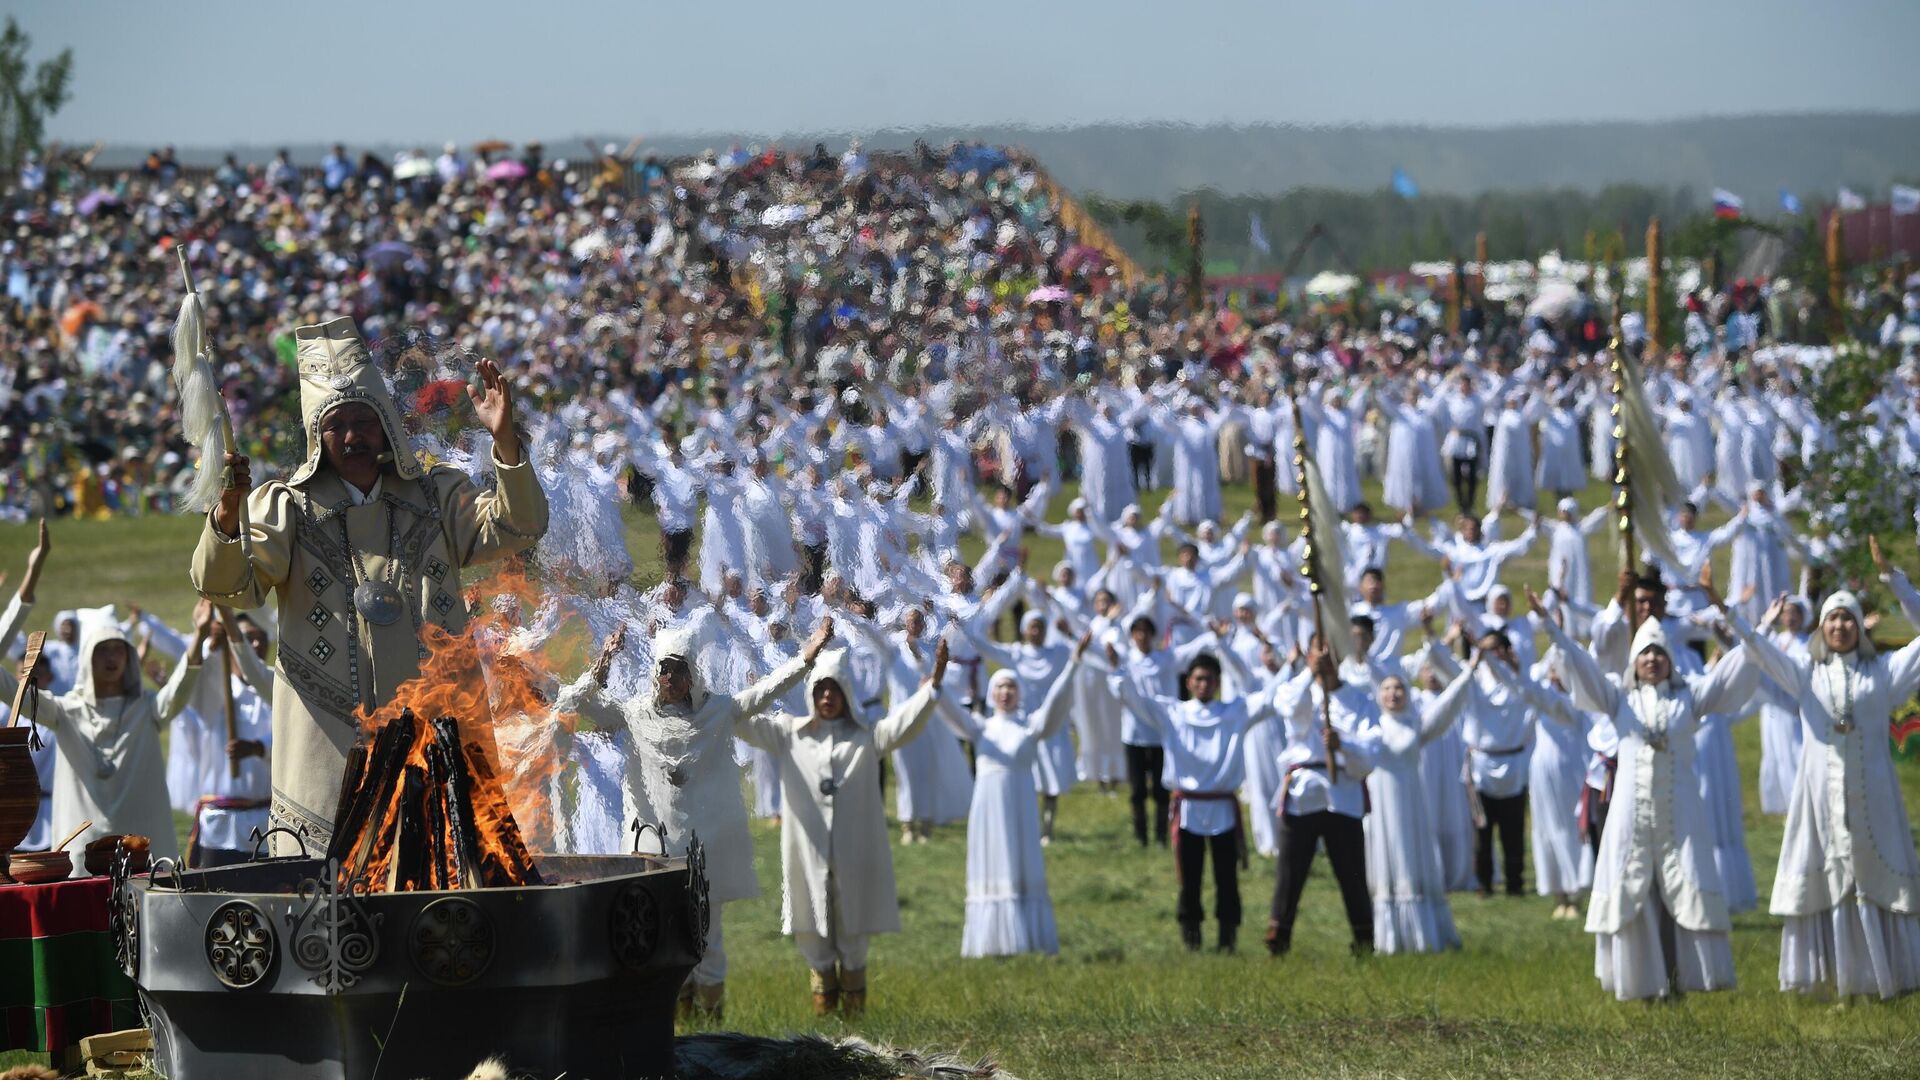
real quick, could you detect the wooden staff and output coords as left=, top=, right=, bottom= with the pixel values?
left=221, top=639, right=239, bottom=780
left=1288, top=394, right=1336, bottom=784
left=1644, top=217, right=1662, bottom=352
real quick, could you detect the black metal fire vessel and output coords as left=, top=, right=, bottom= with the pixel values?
left=117, top=841, right=709, bottom=1080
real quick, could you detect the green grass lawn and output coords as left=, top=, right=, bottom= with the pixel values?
left=2, top=471, right=1918, bottom=1078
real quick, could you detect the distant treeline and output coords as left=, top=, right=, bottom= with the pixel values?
left=1084, top=184, right=1758, bottom=278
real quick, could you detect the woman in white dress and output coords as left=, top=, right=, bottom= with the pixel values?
left=1729, top=554, right=1920, bottom=1001
left=0, top=580, right=205, bottom=867
left=1302, top=385, right=1369, bottom=514
left=1411, top=655, right=1479, bottom=892
left=1367, top=666, right=1475, bottom=953
left=1153, top=402, right=1228, bottom=526
left=941, top=639, right=1085, bottom=957
left=1077, top=585, right=1132, bottom=791
left=844, top=608, right=972, bottom=844
left=560, top=618, right=832, bottom=1018
left=1067, top=400, right=1137, bottom=526
left=969, top=612, right=1080, bottom=844
left=1754, top=596, right=1810, bottom=816
left=1546, top=499, right=1609, bottom=605
left=1581, top=375, right=1616, bottom=483
left=1725, top=489, right=1795, bottom=623
left=696, top=462, right=752, bottom=596
left=1484, top=393, right=1540, bottom=513
left=1533, top=389, right=1586, bottom=498
left=1502, top=650, right=1596, bottom=919
left=1693, top=701, right=1758, bottom=915
left=1378, top=385, right=1447, bottom=514
left=1536, top=589, right=1756, bottom=1001
left=1661, top=396, right=1715, bottom=493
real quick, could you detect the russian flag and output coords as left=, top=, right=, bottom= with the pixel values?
left=1712, top=188, right=1744, bottom=220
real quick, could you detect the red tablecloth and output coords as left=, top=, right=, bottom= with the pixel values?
left=0, top=874, right=138, bottom=1054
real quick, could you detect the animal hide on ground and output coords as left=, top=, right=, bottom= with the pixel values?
left=451, top=1034, right=1023, bottom=1080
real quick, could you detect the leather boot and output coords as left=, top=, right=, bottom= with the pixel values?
left=694, top=981, right=725, bottom=1022
left=810, top=967, right=840, bottom=1017
left=839, top=967, right=867, bottom=1018
left=1216, top=923, right=1237, bottom=954
left=1265, top=919, right=1288, bottom=957
left=1180, top=921, right=1203, bottom=951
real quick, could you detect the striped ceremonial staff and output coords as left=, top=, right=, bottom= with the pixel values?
left=1287, top=394, right=1355, bottom=782
left=1607, top=340, right=1685, bottom=624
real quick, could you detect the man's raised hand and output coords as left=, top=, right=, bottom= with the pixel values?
left=803, top=617, right=835, bottom=663
left=20, top=518, right=49, bottom=604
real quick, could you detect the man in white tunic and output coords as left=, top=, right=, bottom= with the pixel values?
left=1266, top=638, right=1380, bottom=956
left=1110, top=645, right=1284, bottom=952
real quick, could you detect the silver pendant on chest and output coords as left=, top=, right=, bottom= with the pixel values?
left=353, top=580, right=406, bottom=627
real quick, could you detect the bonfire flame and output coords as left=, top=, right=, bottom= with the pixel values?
left=329, top=566, right=598, bottom=891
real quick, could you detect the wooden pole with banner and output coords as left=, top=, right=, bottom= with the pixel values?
left=1644, top=217, right=1662, bottom=352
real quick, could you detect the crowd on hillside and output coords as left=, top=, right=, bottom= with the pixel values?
left=5, top=139, right=1920, bottom=524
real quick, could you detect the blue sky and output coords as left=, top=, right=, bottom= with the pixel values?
left=16, top=0, right=1920, bottom=145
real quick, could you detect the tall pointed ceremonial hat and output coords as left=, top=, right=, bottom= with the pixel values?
left=289, top=316, right=421, bottom=486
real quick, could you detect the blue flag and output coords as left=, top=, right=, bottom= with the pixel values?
left=1392, top=168, right=1419, bottom=199
left=1248, top=211, right=1272, bottom=257
left=1779, top=189, right=1802, bottom=215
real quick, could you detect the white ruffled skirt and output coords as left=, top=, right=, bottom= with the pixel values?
left=1594, top=894, right=1736, bottom=1001
left=1779, top=899, right=1920, bottom=1000
left=1031, top=728, right=1079, bottom=797
left=1374, top=897, right=1461, bottom=955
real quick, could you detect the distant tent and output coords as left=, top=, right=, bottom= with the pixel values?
left=947, top=145, right=1011, bottom=175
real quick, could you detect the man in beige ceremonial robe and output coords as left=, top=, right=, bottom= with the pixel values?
left=191, top=316, right=548, bottom=853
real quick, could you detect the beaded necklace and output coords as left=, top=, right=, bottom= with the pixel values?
left=1821, top=654, right=1858, bottom=735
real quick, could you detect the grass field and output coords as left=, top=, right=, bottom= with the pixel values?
left=3, top=472, right=1919, bottom=1078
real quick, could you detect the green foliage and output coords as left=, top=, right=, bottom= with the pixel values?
left=1806, top=342, right=1909, bottom=596
left=0, top=16, right=73, bottom=172
left=1085, top=183, right=1700, bottom=278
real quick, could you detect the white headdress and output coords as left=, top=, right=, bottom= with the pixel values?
left=289, top=316, right=420, bottom=488
left=1819, top=590, right=1862, bottom=626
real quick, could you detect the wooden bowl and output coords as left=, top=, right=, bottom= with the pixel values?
left=6, top=850, right=72, bottom=884
left=83, top=836, right=151, bottom=877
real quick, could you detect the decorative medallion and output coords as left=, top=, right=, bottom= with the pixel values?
left=686, top=834, right=710, bottom=957
left=109, top=844, right=139, bottom=978
left=286, top=858, right=383, bottom=994
left=206, top=900, right=277, bottom=989
left=409, top=897, right=494, bottom=986
left=608, top=882, right=660, bottom=970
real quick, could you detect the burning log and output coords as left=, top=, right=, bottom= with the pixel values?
left=326, top=709, right=543, bottom=891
